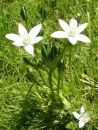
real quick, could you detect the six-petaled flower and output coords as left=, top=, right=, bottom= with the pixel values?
left=5, top=23, right=43, bottom=55
left=72, top=105, right=91, bottom=128
left=51, top=19, right=91, bottom=45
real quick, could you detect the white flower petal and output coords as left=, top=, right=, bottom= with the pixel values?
left=68, top=37, right=77, bottom=45
left=51, top=31, right=68, bottom=38
left=79, top=120, right=85, bottom=128
left=72, top=112, right=81, bottom=119
left=58, top=19, right=69, bottom=32
left=12, top=41, right=24, bottom=46
left=29, top=24, right=42, bottom=38
left=18, top=23, right=28, bottom=38
left=80, top=112, right=91, bottom=123
left=77, top=23, right=88, bottom=34
left=30, top=36, right=43, bottom=44
left=24, top=45, right=34, bottom=55
left=77, top=34, right=91, bottom=43
left=80, top=105, right=85, bottom=114
left=5, top=34, right=21, bottom=42
left=69, top=19, right=77, bottom=28
left=73, top=106, right=91, bottom=128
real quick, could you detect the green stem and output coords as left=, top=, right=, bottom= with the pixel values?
left=26, top=84, right=33, bottom=98
left=51, top=44, right=66, bottom=69
left=48, top=69, right=55, bottom=99
left=87, top=12, right=91, bottom=39
left=57, top=71, right=60, bottom=98
left=62, top=76, right=64, bottom=91
left=38, top=70, right=49, bottom=87
left=69, top=46, right=72, bottom=84
left=25, top=19, right=28, bottom=30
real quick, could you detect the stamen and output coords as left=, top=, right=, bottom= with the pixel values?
left=81, top=113, right=90, bottom=122
left=23, top=36, right=29, bottom=44
left=24, top=37, right=29, bottom=41
left=83, top=114, right=88, bottom=120
left=69, top=26, right=76, bottom=36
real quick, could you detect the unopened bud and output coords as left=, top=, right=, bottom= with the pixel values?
left=21, top=6, right=28, bottom=22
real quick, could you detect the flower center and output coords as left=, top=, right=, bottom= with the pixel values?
left=69, top=26, right=76, bottom=37
left=24, top=37, right=29, bottom=41
left=23, top=36, right=29, bottom=44
left=81, top=113, right=90, bottom=122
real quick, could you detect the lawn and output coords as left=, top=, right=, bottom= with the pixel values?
left=0, top=0, right=98, bottom=129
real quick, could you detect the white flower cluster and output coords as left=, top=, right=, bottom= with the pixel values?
left=5, top=18, right=91, bottom=55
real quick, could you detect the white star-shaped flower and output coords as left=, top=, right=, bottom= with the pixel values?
left=72, top=105, right=91, bottom=128
left=51, top=19, right=91, bottom=45
left=5, top=23, right=43, bottom=55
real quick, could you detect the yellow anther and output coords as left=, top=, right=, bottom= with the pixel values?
left=83, top=114, right=89, bottom=120
left=69, top=27, right=76, bottom=36
left=24, top=37, right=29, bottom=41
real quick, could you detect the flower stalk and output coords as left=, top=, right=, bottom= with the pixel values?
left=69, top=45, right=72, bottom=84
left=48, top=69, right=55, bottom=99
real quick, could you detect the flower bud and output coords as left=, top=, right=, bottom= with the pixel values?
left=50, top=45, right=57, bottom=59
left=40, top=6, right=46, bottom=20
left=21, top=6, right=28, bottom=22
left=23, top=57, right=39, bottom=69
left=75, top=13, right=81, bottom=23
left=31, top=22, right=35, bottom=28
left=58, top=60, right=65, bottom=72
left=41, top=43, right=47, bottom=59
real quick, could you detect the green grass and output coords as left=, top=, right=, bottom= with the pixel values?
left=0, top=0, right=98, bottom=129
